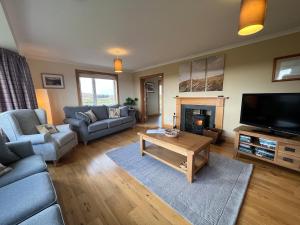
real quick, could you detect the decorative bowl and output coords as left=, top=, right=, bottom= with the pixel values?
left=164, top=129, right=180, bottom=138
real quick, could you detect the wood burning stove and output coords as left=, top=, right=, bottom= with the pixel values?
left=184, top=108, right=211, bottom=134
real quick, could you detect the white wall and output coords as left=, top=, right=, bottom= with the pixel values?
left=133, top=32, right=300, bottom=138
left=28, top=58, right=134, bottom=124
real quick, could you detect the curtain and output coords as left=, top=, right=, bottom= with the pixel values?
left=0, top=48, right=37, bottom=112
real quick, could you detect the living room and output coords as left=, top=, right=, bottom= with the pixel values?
left=0, top=1, right=300, bottom=225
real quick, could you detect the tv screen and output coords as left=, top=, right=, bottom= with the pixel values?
left=240, top=93, right=300, bottom=135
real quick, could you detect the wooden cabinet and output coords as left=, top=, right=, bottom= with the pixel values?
left=234, top=126, right=300, bottom=172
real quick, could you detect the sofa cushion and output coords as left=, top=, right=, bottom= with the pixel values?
left=0, top=172, right=57, bottom=225
left=0, top=163, right=12, bottom=176
left=103, top=118, right=123, bottom=128
left=52, top=131, right=76, bottom=147
left=85, top=110, right=97, bottom=123
left=108, top=107, right=121, bottom=118
left=19, top=204, right=65, bottom=225
left=0, top=155, right=47, bottom=188
left=88, top=120, right=108, bottom=133
left=120, top=106, right=129, bottom=117
left=91, top=105, right=108, bottom=120
left=75, top=112, right=91, bottom=125
left=0, top=136, right=20, bottom=165
left=13, top=110, right=40, bottom=134
left=63, top=106, right=90, bottom=119
left=119, top=116, right=134, bottom=124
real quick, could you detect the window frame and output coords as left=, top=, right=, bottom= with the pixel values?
left=75, top=69, right=119, bottom=106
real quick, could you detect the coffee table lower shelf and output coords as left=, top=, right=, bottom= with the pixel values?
left=143, top=145, right=207, bottom=175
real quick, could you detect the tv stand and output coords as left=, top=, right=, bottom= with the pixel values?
left=234, top=126, right=300, bottom=172
left=252, top=128, right=295, bottom=139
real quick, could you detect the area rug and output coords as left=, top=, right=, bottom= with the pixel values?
left=106, top=142, right=253, bottom=225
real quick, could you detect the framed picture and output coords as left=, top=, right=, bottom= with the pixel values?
left=191, top=59, right=206, bottom=92
left=145, top=82, right=155, bottom=93
left=41, top=73, right=65, bottom=89
left=179, top=62, right=191, bottom=92
left=272, top=54, right=300, bottom=82
left=206, top=55, right=224, bottom=91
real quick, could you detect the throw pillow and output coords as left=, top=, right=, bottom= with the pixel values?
left=0, top=135, right=20, bottom=165
left=108, top=107, right=121, bottom=119
left=85, top=110, right=97, bottom=123
left=0, top=163, right=12, bottom=176
left=75, top=112, right=91, bottom=124
left=119, top=106, right=129, bottom=117
left=36, top=124, right=58, bottom=134
left=0, top=128, right=8, bottom=142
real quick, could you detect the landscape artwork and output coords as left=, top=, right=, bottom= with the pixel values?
left=41, top=73, right=65, bottom=89
left=191, top=58, right=206, bottom=92
left=179, top=62, right=191, bottom=92
left=206, top=55, right=225, bottom=91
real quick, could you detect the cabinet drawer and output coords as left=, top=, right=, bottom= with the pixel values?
left=276, top=153, right=300, bottom=171
left=278, top=143, right=300, bottom=157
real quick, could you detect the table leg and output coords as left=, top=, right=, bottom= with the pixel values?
left=206, top=144, right=210, bottom=164
left=187, top=153, right=195, bottom=183
left=140, top=136, right=145, bottom=156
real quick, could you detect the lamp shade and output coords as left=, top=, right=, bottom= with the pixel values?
left=114, top=58, right=123, bottom=73
left=238, top=0, right=267, bottom=36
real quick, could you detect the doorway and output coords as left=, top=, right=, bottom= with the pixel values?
left=140, top=73, right=164, bottom=128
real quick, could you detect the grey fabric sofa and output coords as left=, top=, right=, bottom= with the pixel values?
left=0, top=109, right=78, bottom=163
left=0, top=140, right=65, bottom=225
left=63, top=105, right=136, bottom=144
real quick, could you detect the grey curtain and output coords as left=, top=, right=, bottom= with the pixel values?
left=0, top=48, right=37, bottom=112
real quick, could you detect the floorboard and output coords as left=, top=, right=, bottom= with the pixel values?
left=48, top=127, right=300, bottom=225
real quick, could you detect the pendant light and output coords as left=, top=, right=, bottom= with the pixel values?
left=238, top=0, right=267, bottom=36
left=114, top=57, right=123, bottom=73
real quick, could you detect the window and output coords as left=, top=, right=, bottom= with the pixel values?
left=76, top=70, right=119, bottom=106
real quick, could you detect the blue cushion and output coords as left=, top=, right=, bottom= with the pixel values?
left=51, top=130, right=77, bottom=147
left=90, top=105, right=108, bottom=120
left=88, top=120, right=108, bottom=133
left=63, top=106, right=90, bottom=119
left=119, top=116, right=133, bottom=124
left=0, top=155, right=47, bottom=188
left=104, top=118, right=123, bottom=128
left=19, top=204, right=65, bottom=225
left=120, top=106, right=129, bottom=117
left=0, top=136, right=20, bottom=165
left=0, top=172, right=57, bottom=225
left=13, top=110, right=40, bottom=135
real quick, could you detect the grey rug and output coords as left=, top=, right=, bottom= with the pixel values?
left=106, top=143, right=253, bottom=225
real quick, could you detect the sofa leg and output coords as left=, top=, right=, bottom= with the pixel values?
left=84, top=141, right=88, bottom=146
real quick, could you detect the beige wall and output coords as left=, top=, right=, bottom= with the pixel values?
left=28, top=58, right=134, bottom=124
left=133, top=32, right=300, bottom=138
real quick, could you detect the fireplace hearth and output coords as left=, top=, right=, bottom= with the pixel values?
left=181, top=105, right=216, bottom=135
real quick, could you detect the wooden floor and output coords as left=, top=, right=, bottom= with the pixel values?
left=49, top=127, right=300, bottom=225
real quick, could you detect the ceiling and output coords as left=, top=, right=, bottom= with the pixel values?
left=2, top=0, right=300, bottom=71
left=0, top=3, right=17, bottom=51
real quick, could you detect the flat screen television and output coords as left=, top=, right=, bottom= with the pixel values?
left=240, top=93, right=300, bottom=135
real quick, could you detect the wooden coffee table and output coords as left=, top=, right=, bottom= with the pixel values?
left=137, top=131, right=212, bottom=183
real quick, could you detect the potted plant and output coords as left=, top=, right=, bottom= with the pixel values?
left=124, top=97, right=138, bottom=109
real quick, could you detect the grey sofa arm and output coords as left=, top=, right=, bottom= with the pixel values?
left=64, top=118, right=86, bottom=127
left=18, top=133, right=50, bottom=145
left=6, top=141, right=34, bottom=158
left=64, top=118, right=88, bottom=143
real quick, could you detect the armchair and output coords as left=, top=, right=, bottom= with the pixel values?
left=0, top=109, right=78, bottom=163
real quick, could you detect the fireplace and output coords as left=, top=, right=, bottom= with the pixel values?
left=181, top=105, right=216, bottom=134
